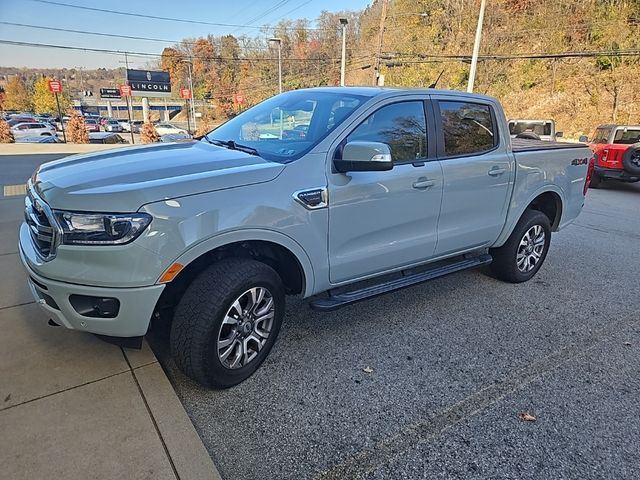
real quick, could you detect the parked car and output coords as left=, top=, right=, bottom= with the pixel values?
left=18, top=87, right=593, bottom=388
left=160, top=132, right=191, bottom=142
left=154, top=122, right=188, bottom=136
left=7, top=116, right=37, bottom=127
left=508, top=119, right=562, bottom=141
left=16, top=135, right=63, bottom=144
left=120, top=120, right=144, bottom=133
left=583, top=124, right=640, bottom=187
left=85, top=119, right=101, bottom=133
left=11, top=122, right=57, bottom=138
left=88, top=132, right=129, bottom=144
left=104, top=120, right=123, bottom=132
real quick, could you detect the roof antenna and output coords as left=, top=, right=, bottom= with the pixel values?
left=428, top=70, right=444, bottom=89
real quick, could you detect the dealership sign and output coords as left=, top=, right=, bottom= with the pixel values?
left=126, top=69, right=171, bottom=97
left=100, top=88, right=121, bottom=99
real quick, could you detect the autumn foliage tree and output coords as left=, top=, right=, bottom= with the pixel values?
left=3, top=76, right=32, bottom=112
left=141, top=121, right=160, bottom=143
left=0, top=119, right=15, bottom=143
left=33, top=77, right=69, bottom=115
left=66, top=110, right=89, bottom=143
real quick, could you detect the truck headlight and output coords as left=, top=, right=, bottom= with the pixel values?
left=53, top=211, right=152, bottom=245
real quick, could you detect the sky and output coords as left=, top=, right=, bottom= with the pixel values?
left=0, top=0, right=371, bottom=69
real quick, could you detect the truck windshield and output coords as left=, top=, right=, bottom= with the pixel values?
left=204, top=90, right=368, bottom=163
left=509, top=121, right=552, bottom=136
left=612, top=128, right=640, bottom=144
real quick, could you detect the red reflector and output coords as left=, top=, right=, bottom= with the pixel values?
left=584, top=157, right=595, bottom=195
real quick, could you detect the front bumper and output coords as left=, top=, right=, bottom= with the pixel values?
left=19, top=245, right=165, bottom=338
left=594, top=166, right=640, bottom=182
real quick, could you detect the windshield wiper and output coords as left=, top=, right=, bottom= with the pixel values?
left=208, top=139, right=259, bottom=156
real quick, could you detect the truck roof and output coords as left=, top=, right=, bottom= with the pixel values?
left=303, top=86, right=499, bottom=102
left=596, top=124, right=640, bottom=129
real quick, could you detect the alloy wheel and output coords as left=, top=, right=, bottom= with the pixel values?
left=516, top=225, right=546, bottom=273
left=216, top=287, right=275, bottom=369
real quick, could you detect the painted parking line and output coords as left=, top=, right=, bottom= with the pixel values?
left=3, top=184, right=27, bottom=197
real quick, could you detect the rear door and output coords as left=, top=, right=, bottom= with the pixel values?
left=431, top=96, right=513, bottom=256
left=327, top=97, right=443, bottom=283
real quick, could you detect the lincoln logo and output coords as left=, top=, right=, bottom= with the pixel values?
left=146, top=71, right=152, bottom=81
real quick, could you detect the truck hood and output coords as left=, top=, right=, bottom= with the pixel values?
left=32, top=141, right=285, bottom=212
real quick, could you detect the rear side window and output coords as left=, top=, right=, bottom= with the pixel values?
left=347, top=101, right=427, bottom=162
left=591, top=127, right=612, bottom=144
left=612, top=128, right=640, bottom=144
left=438, top=101, right=496, bottom=156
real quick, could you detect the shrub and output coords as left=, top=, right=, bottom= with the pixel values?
left=141, top=121, right=160, bottom=143
left=0, top=119, right=15, bottom=143
left=66, top=110, right=89, bottom=144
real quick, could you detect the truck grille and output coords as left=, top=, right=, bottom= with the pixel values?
left=24, top=188, right=59, bottom=260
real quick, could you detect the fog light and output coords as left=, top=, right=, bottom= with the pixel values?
left=69, top=295, right=120, bottom=318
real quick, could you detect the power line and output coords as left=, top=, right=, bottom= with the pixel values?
left=0, top=39, right=367, bottom=63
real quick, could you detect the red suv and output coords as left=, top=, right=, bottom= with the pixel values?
left=585, top=124, right=640, bottom=188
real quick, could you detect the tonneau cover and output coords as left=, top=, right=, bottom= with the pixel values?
left=511, top=138, right=588, bottom=152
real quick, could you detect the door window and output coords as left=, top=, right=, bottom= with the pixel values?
left=438, top=101, right=496, bottom=156
left=612, top=128, right=640, bottom=144
left=346, top=101, right=427, bottom=162
left=590, top=127, right=612, bottom=144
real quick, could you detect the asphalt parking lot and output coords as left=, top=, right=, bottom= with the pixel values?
left=2, top=153, right=639, bottom=480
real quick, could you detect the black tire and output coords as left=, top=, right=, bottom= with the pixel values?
left=589, top=171, right=602, bottom=188
left=170, top=258, right=285, bottom=388
left=622, top=143, right=640, bottom=175
left=489, top=209, right=551, bottom=283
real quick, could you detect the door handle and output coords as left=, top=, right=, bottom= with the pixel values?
left=412, top=178, right=436, bottom=189
left=488, top=167, right=506, bottom=176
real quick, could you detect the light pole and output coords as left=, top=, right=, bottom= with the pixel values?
left=467, top=0, right=487, bottom=93
left=269, top=37, right=282, bottom=94
left=179, top=59, right=197, bottom=132
left=339, top=18, right=348, bottom=86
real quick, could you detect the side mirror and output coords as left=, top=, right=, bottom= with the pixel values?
left=334, top=141, right=393, bottom=173
left=579, top=135, right=588, bottom=143
left=555, top=131, right=563, bottom=138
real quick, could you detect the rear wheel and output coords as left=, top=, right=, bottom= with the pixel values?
left=170, top=258, right=285, bottom=388
left=489, top=209, right=551, bottom=283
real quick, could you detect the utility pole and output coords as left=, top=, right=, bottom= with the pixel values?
left=186, top=60, right=197, bottom=132
left=269, top=38, right=283, bottom=94
left=124, top=52, right=134, bottom=121
left=467, top=0, right=487, bottom=93
left=339, top=18, right=348, bottom=86
left=373, top=0, right=389, bottom=86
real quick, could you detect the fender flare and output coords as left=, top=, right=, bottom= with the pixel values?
left=494, top=185, right=565, bottom=247
left=162, top=228, right=316, bottom=297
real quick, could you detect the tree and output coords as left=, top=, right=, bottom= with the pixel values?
left=0, top=120, right=15, bottom=143
left=66, top=110, right=88, bottom=143
left=33, top=77, right=70, bottom=115
left=141, top=121, right=160, bottom=143
left=3, top=76, right=32, bottom=112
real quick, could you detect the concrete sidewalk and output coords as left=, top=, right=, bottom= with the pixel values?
left=0, top=194, right=220, bottom=479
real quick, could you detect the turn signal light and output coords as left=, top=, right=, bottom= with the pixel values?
left=159, top=263, right=184, bottom=283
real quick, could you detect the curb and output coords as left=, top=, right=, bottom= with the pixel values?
left=132, top=361, right=222, bottom=480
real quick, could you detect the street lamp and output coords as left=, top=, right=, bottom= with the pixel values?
left=269, top=37, right=282, bottom=94
left=339, top=18, right=348, bottom=87
left=180, top=59, right=197, bottom=132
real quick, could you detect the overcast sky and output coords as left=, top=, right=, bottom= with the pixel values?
left=0, top=0, right=370, bottom=69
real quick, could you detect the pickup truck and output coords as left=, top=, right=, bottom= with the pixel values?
left=582, top=124, right=640, bottom=187
left=19, top=87, right=594, bottom=388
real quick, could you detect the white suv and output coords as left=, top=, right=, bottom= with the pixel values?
left=12, top=122, right=57, bottom=138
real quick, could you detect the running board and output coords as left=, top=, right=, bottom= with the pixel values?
left=309, top=254, right=492, bottom=312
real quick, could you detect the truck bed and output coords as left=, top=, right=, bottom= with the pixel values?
left=511, top=138, right=587, bottom=152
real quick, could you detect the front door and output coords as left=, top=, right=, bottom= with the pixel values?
left=328, top=100, right=443, bottom=284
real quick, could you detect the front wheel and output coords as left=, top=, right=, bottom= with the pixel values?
left=589, top=171, right=602, bottom=188
left=170, top=258, right=285, bottom=388
left=489, top=209, right=551, bottom=283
